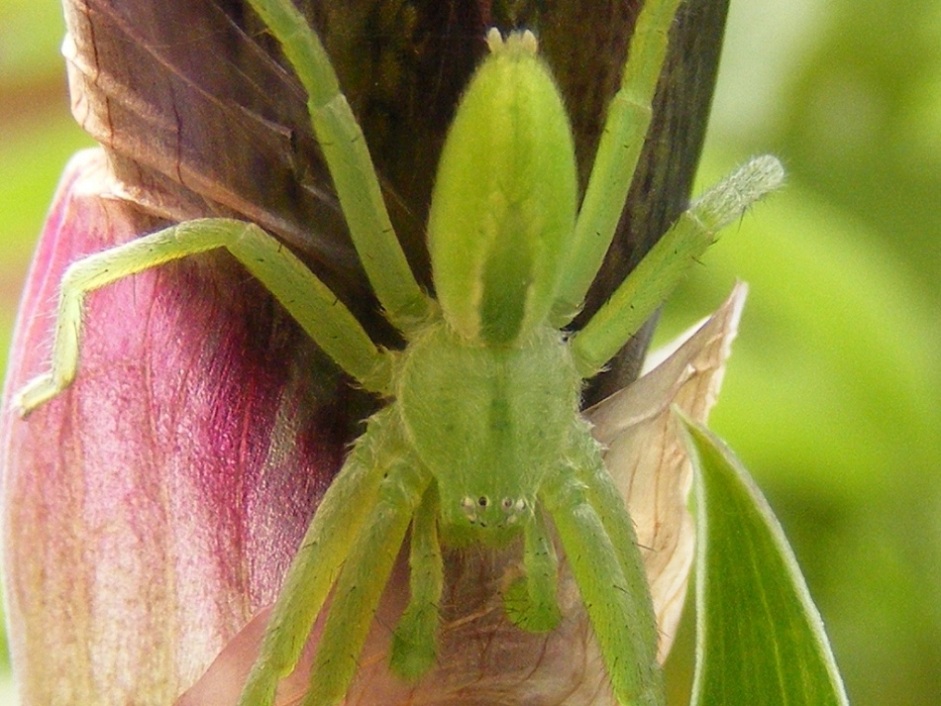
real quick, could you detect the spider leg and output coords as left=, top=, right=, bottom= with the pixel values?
left=237, top=408, right=401, bottom=706
left=553, top=0, right=685, bottom=321
left=390, top=483, right=444, bottom=680
left=570, top=155, right=784, bottom=376
left=568, top=424, right=662, bottom=638
left=244, top=0, right=431, bottom=329
left=13, top=218, right=389, bottom=417
left=504, top=505, right=562, bottom=633
left=541, top=465, right=664, bottom=706
left=301, top=462, right=432, bottom=706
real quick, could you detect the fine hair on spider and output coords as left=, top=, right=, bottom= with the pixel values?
left=13, top=0, right=783, bottom=704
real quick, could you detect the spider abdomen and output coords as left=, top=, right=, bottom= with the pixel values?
left=427, top=30, right=578, bottom=348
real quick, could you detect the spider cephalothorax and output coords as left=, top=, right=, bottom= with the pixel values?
left=398, top=321, right=580, bottom=545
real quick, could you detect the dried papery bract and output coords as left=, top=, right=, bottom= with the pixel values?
left=589, top=284, right=747, bottom=662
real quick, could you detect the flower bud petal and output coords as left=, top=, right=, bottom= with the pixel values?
left=1, top=149, right=360, bottom=704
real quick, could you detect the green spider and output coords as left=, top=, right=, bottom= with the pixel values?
left=13, top=0, right=782, bottom=704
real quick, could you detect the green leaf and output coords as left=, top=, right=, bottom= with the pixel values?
left=681, top=417, right=850, bottom=705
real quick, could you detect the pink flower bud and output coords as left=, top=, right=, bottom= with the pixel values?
left=1, top=148, right=357, bottom=705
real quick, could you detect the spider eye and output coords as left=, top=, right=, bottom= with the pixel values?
left=501, top=497, right=514, bottom=510
left=477, top=496, right=489, bottom=508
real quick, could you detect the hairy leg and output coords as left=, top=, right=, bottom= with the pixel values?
left=570, top=155, right=784, bottom=375
left=542, top=466, right=664, bottom=706
left=390, top=483, right=444, bottom=680
left=568, top=424, right=664, bottom=653
left=554, top=0, right=685, bottom=319
left=244, top=0, right=430, bottom=328
left=302, top=462, right=432, bottom=706
left=13, top=218, right=390, bottom=415
left=237, top=408, right=402, bottom=706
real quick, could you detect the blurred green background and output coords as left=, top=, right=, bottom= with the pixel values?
left=0, top=0, right=938, bottom=704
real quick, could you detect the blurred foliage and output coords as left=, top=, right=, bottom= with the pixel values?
left=660, top=1, right=941, bottom=704
left=0, top=1, right=938, bottom=705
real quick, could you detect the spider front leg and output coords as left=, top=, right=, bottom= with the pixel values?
left=13, top=218, right=390, bottom=417
left=389, top=483, right=444, bottom=680
left=297, top=460, right=432, bottom=706
left=237, top=410, right=430, bottom=706
left=232, top=407, right=396, bottom=705
left=541, top=463, right=664, bottom=706
left=566, top=423, right=659, bottom=624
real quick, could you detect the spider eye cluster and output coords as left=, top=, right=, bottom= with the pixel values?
left=460, top=494, right=529, bottom=529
